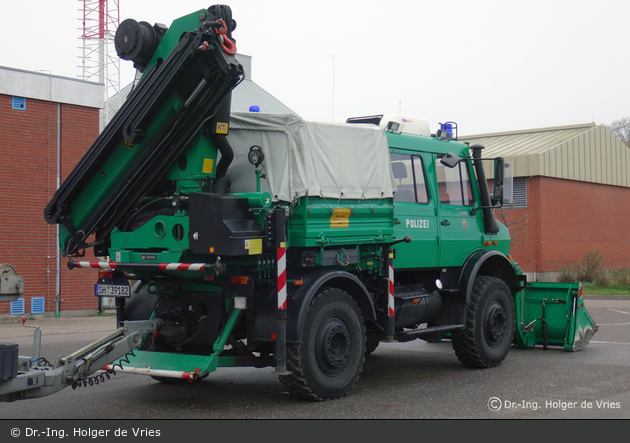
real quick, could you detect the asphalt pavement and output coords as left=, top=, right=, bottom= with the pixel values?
left=0, top=295, right=626, bottom=340
left=0, top=314, right=117, bottom=339
left=0, top=296, right=628, bottom=419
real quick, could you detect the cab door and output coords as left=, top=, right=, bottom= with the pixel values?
left=390, top=152, right=438, bottom=269
left=433, top=155, right=483, bottom=267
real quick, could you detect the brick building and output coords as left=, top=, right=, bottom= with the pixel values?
left=3, top=62, right=628, bottom=316
left=461, top=123, right=630, bottom=282
left=1, top=55, right=295, bottom=317
left=0, top=66, right=102, bottom=316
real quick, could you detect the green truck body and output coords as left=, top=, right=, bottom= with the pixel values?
left=5, top=5, right=596, bottom=402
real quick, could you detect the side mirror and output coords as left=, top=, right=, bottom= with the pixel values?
left=491, top=184, right=503, bottom=206
left=494, top=157, right=504, bottom=186
left=440, top=152, right=460, bottom=168
left=491, top=157, right=505, bottom=206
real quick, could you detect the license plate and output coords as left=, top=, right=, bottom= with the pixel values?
left=95, top=282, right=131, bottom=297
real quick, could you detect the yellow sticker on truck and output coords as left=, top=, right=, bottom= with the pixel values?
left=202, top=158, right=214, bottom=174
left=216, top=122, right=228, bottom=134
left=245, top=238, right=263, bottom=255
left=330, top=208, right=351, bottom=228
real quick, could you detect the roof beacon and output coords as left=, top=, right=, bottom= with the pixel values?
left=437, top=121, right=458, bottom=140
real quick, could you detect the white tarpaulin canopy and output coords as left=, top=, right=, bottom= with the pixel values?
left=227, top=113, right=396, bottom=203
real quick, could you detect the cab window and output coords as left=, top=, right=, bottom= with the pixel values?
left=390, top=153, right=429, bottom=204
left=434, top=158, right=474, bottom=206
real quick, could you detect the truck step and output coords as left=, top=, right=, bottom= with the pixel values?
left=395, top=324, right=463, bottom=342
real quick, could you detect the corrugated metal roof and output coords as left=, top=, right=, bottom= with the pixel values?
left=460, top=123, right=630, bottom=188
left=105, top=78, right=298, bottom=125
left=231, top=78, right=298, bottom=115
left=104, top=53, right=298, bottom=126
left=103, top=80, right=134, bottom=120
left=460, top=123, right=596, bottom=157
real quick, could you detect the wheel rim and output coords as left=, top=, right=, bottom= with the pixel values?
left=315, top=316, right=352, bottom=376
left=484, top=300, right=507, bottom=347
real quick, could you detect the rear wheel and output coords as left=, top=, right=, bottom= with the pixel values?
left=365, top=339, right=380, bottom=356
left=280, top=287, right=366, bottom=401
left=452, top=276, right=514, bottom=368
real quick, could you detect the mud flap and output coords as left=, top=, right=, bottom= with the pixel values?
left=513, top=282, right=598, bottom=351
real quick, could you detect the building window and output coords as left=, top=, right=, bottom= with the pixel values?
left=11, top=96, right=26, bottom=110
left=504, top=177, right=527, bottom=208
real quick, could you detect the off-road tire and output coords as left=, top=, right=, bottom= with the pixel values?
left=365, top=339, right=380, bottom=356
left=452, top=276, right=514, bottom=368
left=279, top=287, right=366, bottom=401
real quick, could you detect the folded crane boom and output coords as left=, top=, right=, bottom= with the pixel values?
left=44, top=8, right=243, bottom=257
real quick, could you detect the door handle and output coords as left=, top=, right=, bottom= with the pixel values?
left=441, top=220, right=451, bottom=226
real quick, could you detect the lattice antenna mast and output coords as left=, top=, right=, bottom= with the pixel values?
left=79, top=0, right=120, bottom=131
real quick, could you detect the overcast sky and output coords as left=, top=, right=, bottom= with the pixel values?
left=1, top=0, right=629, bottom=135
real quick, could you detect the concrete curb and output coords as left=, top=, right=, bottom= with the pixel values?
left=0, top=310, right=101, bottom=325
left=582, top=294, right=630, bottom=300
left=0, top=314, right=117, bottom=339
left=0, top=295, right=626, bottom=324
left=0, top=296, right=625, bottom=338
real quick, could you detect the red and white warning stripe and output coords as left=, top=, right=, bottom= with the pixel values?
left=102, top=365, right=200, bottom=381
left=388, top=263, right=395, bottom=317
left=158, top=263, right=207, bottom=271
left=277, top=246, right=287, bottom=310
left=70, top=261, right=211, bottom=271
left=72, top=261, right=115, bottom=269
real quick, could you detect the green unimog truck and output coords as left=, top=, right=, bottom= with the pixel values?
left=0, top=5, right=597, bottom=403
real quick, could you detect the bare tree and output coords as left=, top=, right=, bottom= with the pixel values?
left=494, top=208, right=537, bottom=253
left=607, top=117, right=630, bottom=146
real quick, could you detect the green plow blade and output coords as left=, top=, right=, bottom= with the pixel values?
left=514, top=282, right=599, bottom=351
left=120, top=350, right=218, bottom=376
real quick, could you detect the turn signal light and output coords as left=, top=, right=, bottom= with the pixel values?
left=230, top=275, right=249, bottom=285
left=98, top=270, right=114, bottom=279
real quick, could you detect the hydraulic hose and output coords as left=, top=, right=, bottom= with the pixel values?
left=211, top=133, right=234, bottom=180
left=211, top=132, right=234, bottom=194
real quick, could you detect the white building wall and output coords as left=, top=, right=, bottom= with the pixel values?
left=0, top=66, right=103, bottom=109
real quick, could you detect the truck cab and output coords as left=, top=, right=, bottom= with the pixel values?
left=347, top=114, right=512, bottom=286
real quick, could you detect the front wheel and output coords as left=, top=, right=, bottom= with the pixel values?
left=279, top=287, right=366, bottom=401
left=452, top=276, right=514, bottom=368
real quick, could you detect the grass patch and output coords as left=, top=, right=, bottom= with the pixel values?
left=581, top=280, right=630, bottom=296
left=97, top=311, right=116, bottom=317
left=558, top=250, right=630, bottom=295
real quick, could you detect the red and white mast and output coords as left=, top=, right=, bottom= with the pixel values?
left=79, top=0, right=121, bottom=130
